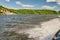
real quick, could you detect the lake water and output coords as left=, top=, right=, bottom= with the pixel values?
left=0, top=15, right=59, bottom=40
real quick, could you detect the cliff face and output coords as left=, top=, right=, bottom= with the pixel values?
left=0, top=6, right=7, bottom=14
left=0, top=6, right=14, bottom=15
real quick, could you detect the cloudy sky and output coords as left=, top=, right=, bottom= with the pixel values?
left=0, top=0, right=60, bottom=10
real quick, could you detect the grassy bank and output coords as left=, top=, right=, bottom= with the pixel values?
left=0, top=6, right=60, bottom=15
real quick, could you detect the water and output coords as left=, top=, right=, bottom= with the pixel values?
left=0, top=15, right=59, bottom=40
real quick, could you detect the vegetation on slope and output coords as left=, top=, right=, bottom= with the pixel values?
left=0, top=5, right=60, bottom=14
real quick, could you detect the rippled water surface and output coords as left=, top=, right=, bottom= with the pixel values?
left=0, top=15, right=59, bottom=40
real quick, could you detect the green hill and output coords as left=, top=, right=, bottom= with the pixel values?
left=0, top=5, right=59, bottom=15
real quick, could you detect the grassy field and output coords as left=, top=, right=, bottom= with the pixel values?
left=0, top=6, right=60, bottom=15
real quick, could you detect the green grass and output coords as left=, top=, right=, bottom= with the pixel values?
left=0, top=5, right=60, bottom=14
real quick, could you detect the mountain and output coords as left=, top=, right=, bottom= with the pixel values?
left=0, top=5, right=59, bottom=15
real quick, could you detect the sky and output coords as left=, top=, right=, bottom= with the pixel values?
left=0, top=0, right=60, bottom=10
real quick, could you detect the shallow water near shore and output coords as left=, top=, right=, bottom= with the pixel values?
left=0, top=15, right=60, bottom=40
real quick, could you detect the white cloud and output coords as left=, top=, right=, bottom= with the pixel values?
left=20, top=7, right=32, bottom=9
left=41, top=5, right=56, bottom=10
left=19, top=7, right=38, bottom=9
left=5, top=0, right=10, bottom=2
left=46, top=0, right=60, bottom=5
left=46, top=0, right=56, bottom=2
left=16, top=1, right=22, bottom=5
left=22, top=4, right=34, bottom=7
left=16, top=1, right=34, bottom=8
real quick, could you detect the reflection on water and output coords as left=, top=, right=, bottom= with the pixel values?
left=0, top=15, right=59, bottom=40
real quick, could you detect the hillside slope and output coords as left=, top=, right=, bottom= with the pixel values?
left=0, top=5, right=59, bottom=14
left=0, top=6, right=14, bottom=15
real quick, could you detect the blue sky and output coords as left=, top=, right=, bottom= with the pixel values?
left=0, top=0, right=60, bottom=10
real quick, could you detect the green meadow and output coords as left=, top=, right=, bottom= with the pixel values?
left=0, top=6, right=60, bottom=15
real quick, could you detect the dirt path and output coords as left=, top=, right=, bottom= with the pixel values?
left=33, top=10, right=38, bottom=14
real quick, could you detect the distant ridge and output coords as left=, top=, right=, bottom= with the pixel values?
left=0, top=5, right=60, bottom=15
